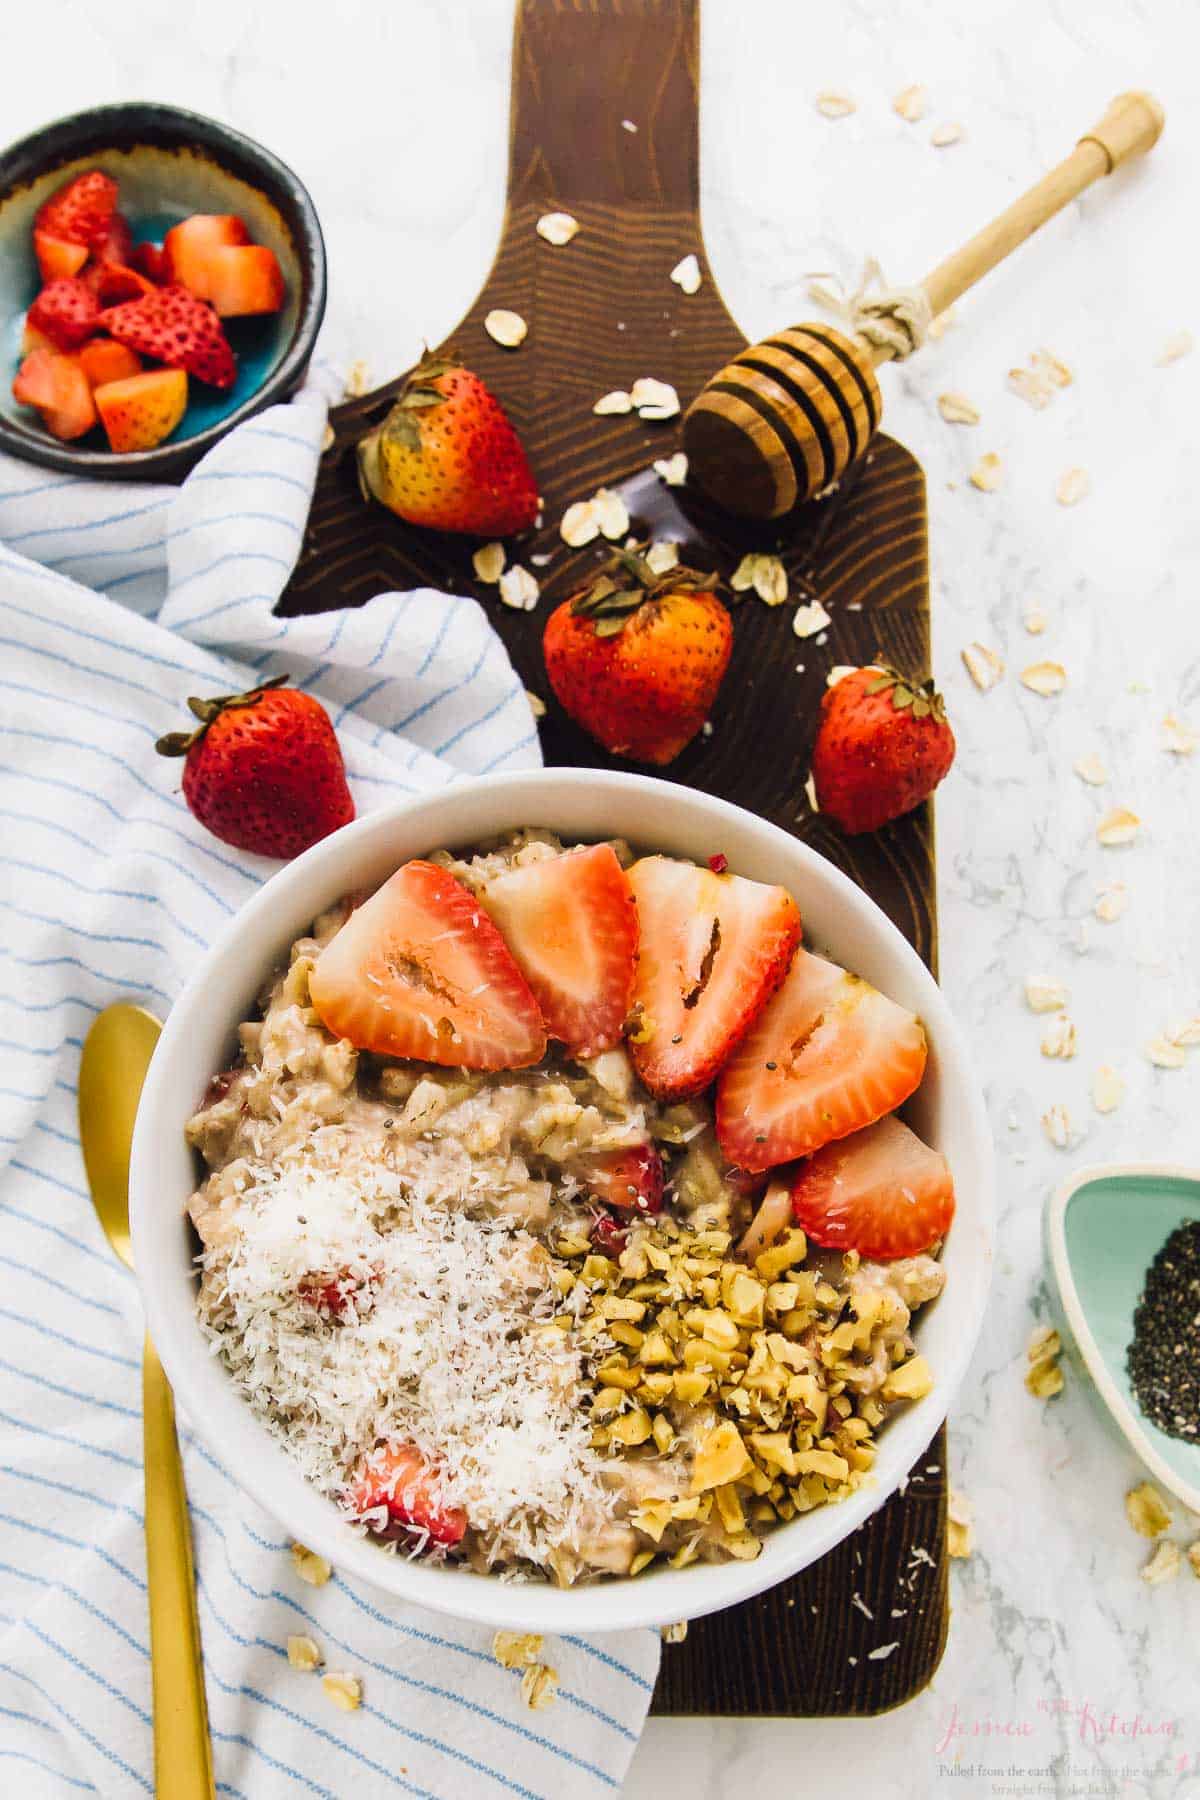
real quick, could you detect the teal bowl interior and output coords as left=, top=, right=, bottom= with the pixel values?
left=1052, top=1167, right=1200, bottom=1505
left=0, top=105, right=325, bottom=481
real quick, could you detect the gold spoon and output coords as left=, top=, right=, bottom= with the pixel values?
left=79, top=1003, right=215, bottom=1800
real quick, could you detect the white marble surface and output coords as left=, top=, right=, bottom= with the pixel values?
left=11, top=0, right=1200, bottom=1793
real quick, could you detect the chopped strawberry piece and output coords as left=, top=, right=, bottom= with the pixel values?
left=20, top=321, right=59, bottom=357
left=298, top=1269, right=375, bottom=1319
left=162, top=213, right=250, bottom=300
left=625, top=856, right=801, bottom=1102
left=715, top=947, right=928, bottom=1172
left=33, top=230, right=88, bottom=283
left=707, top=852, right=729, bottom=873
left=101, top=284, right=236, bottom=389
left=206, top=244, right=285, bottom=317
left=27, top=277, right=101, bottom=351
left=130, top=241, right=166, bottom=283
left=480, top=844, right=637, bottom=1060
left=309, top=860, right=547, bottom=1071
left=93, top=368, right=188, bottom=454
left=35, top=171, right=119, bottom=249
left=575, top=1143, right=664, bottom=1214
left=348, top=1441, right=467, bottom=1547
left=12, top=349, right=97, bottom=441
left=83, top=260, right=157, bottom=304
left=789, top=1114, right=955, bottom=1260
left=78, top=339, right=143, bottom=390
left=590, top=1210, right=629, bottom=1256
left=96, top=210, right=134, bottom=267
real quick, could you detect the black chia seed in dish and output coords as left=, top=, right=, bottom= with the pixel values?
left=1127, top=1219, right=1200, bottom=1440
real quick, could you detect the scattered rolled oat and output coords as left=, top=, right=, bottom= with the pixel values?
left=793, top=600, right=832, bottom=639
left=670, top=254, right=702, bottom=295
left=1008, top=349, right=1073, bottom=410
left=645, top=541, right=680, bottom=575
left=472, top=541, right=506, bottom=584
left=1041, top=1015, right=1077, bottom=1060
left=484, top=309, right=528, bottom=349
left=525, top=689, right=546, bottom=720
left=661, top=1620, right=689, bottom=1644
left=1073, top=752, right=1108, bottom=786
left=969, top=452, right=1003, bottom=492
left=754, top=556, right=788, bottom=605
left=1141, top=1540, right=1181, bottom=1586
left=621, top=118, right=638, bottom=133
left=498, top=565, right=539, bottom=611
left=520, top=1663, right=559, bottom=1710
left=594, top=487, right=630, bottom=539
left=536, top=211, right=579, bottom=246
left=1155, top=330, right=1193, bottom=367
left=630, top=377, right=680, bottom=421
left=947, top=1488, right=974, bottom=1558
left=938, top=391, right=980, bottom=425
left=1040, top=1104, right=1072, bottom=1150
left=1188, top=1541, right=1200, bottom=1577
left=344, top=360, right=371, bottom=398
left=804, top=772, right=819, bottom=812
left=1168, top=1018, right=1200, bottom=1047
left=492, top=1631, right=544, bottom=1670
left=560, top=499, right=601, bottom=548
left=930, top=121, right=963, bottom=147
left=816, top=91, right=856, bottom=119
left=593, top=390, right=633, bottom=415
left=1091, top=1064, right=1125, bottom=1113
left=287, top=1635, right=323, bottom=1672
left=1055, top=467, right=1090, bottom=507
left=1025, top=975, right=1069, bottom=1013
left=290, top=1543, right=331, bottom=1588
left=1145, top=1036, right=1187, bottom=1070
left=961, top=642, right=1004, bottom=691
left=1023, top=601, right=1048, bottom=635
left=653, top=452, right=688, bottom=486
left=868, top=1642, right=899, bottom=1660
left=893, top=84, right=927, bottom=122
left=1095, top=881, right=1128, bottom=923
left=1020, top=661, right=1066, bottom=697
left=1162, top=713, right=1197, bottom=754
left=322, top=1672, right=362, bottom=1712
left=1096, top=808, right=1140, bottom=847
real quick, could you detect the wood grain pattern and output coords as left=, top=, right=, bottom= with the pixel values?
left=279, top=0, right=949, bottom=1717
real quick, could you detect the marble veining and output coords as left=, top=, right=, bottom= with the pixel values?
left=7, top=0, right=1197, bottom=1793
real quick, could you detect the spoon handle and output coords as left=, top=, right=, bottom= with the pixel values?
left=143, top=1332, right=216, bottom=1800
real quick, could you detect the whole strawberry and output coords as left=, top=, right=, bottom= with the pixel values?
left=811, top=664, right=955, bottom=834
left=543, top=546, right=732, bottom=764
left=156, top=675, right=354, bottom=858
left=357, top=353, right=538, bottom=536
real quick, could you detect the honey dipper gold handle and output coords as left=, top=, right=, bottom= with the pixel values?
left=911, top=91, right=1165, bottom=335
left=143, top=1333, right=216, bottom=1800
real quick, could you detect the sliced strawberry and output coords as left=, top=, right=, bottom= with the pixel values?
left=625, top=856, right=801, bottom=1102
left=715, top=947, right=928, bottom=1172
left=12, top=349, right=97, bottom=441
left=347, top=1441, right=467, bottom=1548
left=206, top=244, right=285, bottom=317
left=480, top=844, right=637, bottom=1060
left=83, top=259, right=156, bottom=304
left=93, top=368, right=188, bottom=454
left=95, top=210, right=133, bottom=267
left=101, top=285, right=236, bottom=389
left=574, top=1143, right=664, bottom=1214
left=35, top=171, right=118, bottom=249
left=33, top=230, right=89, bottom=283
left=309, top=859, right=547, bottom=1071
left=789, top=1114, right=954, bottom=1260
left=130, top=240, right=166, bottom=283
left=78, top=339, right=143, bottom=389
left=163, top=213, right=250, bottom=299
left=27, top=277, right=101, bottom=350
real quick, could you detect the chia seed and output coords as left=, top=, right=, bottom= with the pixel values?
left=1127, top=1219, right=1200, bottom=1440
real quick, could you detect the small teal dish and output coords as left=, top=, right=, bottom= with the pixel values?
left=1047, top=1163, right=1200, bottom=1511
left=0, top=103, right=326, bottom=481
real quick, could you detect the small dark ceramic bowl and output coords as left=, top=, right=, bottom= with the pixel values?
left=0, top=103, right=326, bottom=481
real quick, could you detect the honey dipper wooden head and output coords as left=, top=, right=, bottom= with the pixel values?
left=684, top=91, right=1165, bottom=519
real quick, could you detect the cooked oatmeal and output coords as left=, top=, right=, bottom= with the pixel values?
left=187, top=829, right=949, bottom=1584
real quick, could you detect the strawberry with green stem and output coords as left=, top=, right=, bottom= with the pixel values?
left=810, top=665, right=956, bottom=835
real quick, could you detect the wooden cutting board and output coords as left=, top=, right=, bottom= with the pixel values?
left=279, top=0, right=948, bottom=1717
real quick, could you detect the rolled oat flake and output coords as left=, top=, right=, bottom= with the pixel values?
left=1127, top=1219, right=1200, bottom=1440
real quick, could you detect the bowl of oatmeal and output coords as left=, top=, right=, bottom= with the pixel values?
left=130, top=769, right=994, bottom=1634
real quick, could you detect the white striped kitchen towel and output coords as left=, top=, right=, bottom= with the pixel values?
left=0, top=360, right=661, bottom=1799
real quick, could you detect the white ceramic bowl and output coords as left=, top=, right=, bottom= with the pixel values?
left=130, top=768, right=995, bottom=1634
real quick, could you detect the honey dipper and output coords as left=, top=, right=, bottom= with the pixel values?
left=683, top=92, right=1164, bottom=519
